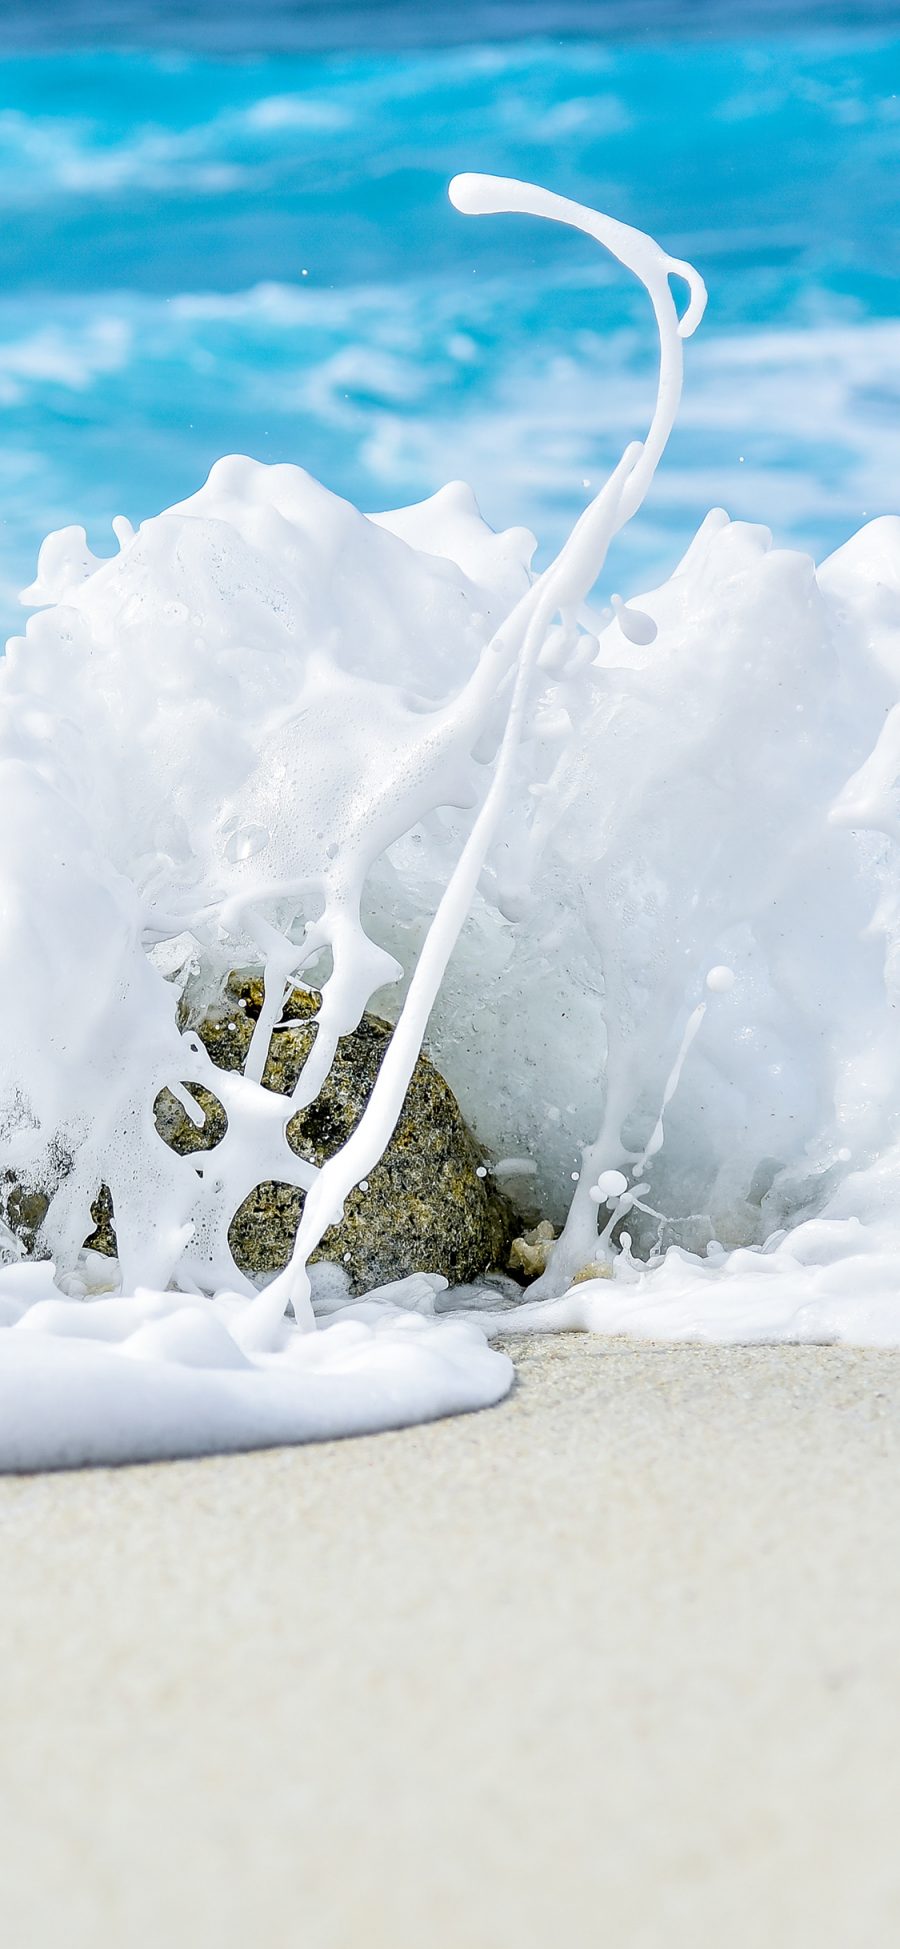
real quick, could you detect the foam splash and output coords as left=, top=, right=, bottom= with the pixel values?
left=0, top=1264, right=513, bottom=1470
left=3, top=172, right=900, bottom=1467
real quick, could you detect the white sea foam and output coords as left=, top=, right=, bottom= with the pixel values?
left=0, top=1265, right=511, bottom=1469
left=364, top=313, right=900, bottom=566
left=3, top=172, right=900, bottom=1468
left=3, top=284, right=896, bottom=610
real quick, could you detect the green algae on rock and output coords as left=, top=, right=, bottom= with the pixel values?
left=150, top=973, right=515, bottom=1294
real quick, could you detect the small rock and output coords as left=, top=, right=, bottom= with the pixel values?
left=149, top=973, right=515, bottom=1294
left=0, top=1176, right=49, bottom=1258
left=508, top=1218, right=557, bottom=1278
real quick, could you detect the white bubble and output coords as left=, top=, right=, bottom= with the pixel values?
left=706, top=965, right=735, bottom=993
left=593, top=1169, right=628, bottom=1202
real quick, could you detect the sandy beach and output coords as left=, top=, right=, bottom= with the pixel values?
left=2, top=1330, right=899, bottom=1946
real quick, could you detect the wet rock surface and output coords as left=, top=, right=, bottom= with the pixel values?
left=148, top=973, right=516, bottom=1294
left=0, top=1178, right=50, bottom=1259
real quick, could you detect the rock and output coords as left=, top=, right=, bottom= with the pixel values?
left=570, top=1260, right=613, bottom=1285
left=85, top=1184, right=116, bottom=1258
left=147, top=973, right=516, bottom=1294
left=508, top=1218, right=557, bottom=1278
left=0, top=1177, right=49, bottom=1258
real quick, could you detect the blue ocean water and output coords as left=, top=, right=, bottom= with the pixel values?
left=0, top=3, right=898, bottom=633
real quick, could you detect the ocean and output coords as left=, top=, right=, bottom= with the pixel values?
left=0, top=0, right=898, bottom=634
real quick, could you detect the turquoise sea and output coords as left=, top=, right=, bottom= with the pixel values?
left=1, top=1, right=898, bottom=633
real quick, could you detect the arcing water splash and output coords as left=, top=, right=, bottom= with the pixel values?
left=242, top=173, right=707, bottom=1345
left=3, top=172, right=900, bottom=1466
left=449, top=173, right=707, bottom=543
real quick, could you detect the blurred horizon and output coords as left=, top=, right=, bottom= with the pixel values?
left=0, top=2, right=894, bottom=51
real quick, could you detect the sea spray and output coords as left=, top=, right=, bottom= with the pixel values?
left=2, top=174, right=900, bottom=1467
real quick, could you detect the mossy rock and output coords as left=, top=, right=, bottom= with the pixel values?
left=90, top=973, right=514, bottom=1294
left=0, top=1175, right=50, bottom=1257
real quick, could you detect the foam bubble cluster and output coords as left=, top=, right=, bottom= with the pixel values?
left=3, top=173, right=900, bottom=1465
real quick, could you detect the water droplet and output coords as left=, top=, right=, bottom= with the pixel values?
left=224, top=823, right=269, bottom=865
left=706, top=965, right=735, bottom=993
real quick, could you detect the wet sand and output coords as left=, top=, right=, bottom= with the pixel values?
left=2, top=1333, right=899, bottom=1947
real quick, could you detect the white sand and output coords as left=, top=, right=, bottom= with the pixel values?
left=1, top=1332, right=900, bottom=1947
